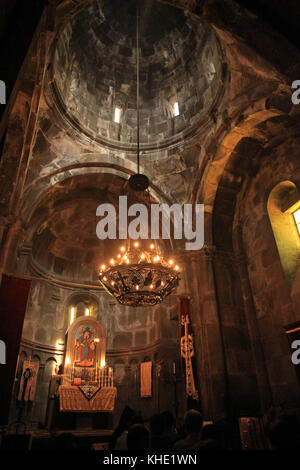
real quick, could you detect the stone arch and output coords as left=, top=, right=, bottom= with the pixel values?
left=65, top=291, right=100, bottom=326
left=44, top=357, right=57, bottom=378
left=20, top=163, right=173, bottom=227
left=113, top=359, right=126, bottom=386
left=64, top=315, right=106, bottom=379
left=205, top=109, right=300, bottom=416
left=15, top=170, right=178, bottom=285
left=184, top=108, right=300, bottom=418
left=198, top=109, right=284, bottom=245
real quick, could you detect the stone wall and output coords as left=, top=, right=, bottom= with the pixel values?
left=12, top=280, right=182, bottom=428
left=236, top=132, right=300, bottom=413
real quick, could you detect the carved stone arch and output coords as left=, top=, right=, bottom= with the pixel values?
left=198, top=109, right=283, bottom=247
left=44, top=357, right=57, bottom=380
left=65, top=291, right=100, bottom=326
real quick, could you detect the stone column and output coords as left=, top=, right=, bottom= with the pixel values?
left=16, top=243, right=32, bottom=276
left=0, top=217, right=27, bottom=281
left=234, top=224, right=274, bottom=416
left=183, top=246, right=230, bottom=420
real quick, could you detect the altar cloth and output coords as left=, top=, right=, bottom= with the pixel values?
left=58, top=385, right=117, bottom=412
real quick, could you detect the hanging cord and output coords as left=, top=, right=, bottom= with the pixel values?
left=136, top=3, right=140, bottom=175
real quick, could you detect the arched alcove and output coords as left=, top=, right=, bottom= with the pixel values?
left=64, top=315, right=106, bottom=384
left=66, top=292, right=100, bottom=327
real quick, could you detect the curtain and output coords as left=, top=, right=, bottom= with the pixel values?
left=0, top=275, right=31, bottom=425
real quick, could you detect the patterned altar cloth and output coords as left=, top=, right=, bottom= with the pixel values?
left=58, top=385, right=117, bottom=412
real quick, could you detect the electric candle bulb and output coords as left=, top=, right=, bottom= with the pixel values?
left=121, top=246, right=125, bottom=252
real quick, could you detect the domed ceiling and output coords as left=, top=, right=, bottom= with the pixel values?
left=29, top=173, right=172, bottom=283
left=52, top=0, right=224, bottom=151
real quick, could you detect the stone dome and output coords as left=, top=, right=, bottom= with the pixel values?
left=52, top=0, right=223, bottom=151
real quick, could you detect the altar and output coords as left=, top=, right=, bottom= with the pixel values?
left=48, top=316, right=117, bottom=430
left=58, top=385, right=117, bottom=412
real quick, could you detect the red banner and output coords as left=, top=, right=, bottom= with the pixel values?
left=0, top=275, right=31, bottom=424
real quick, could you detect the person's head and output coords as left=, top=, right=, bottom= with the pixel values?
left=201, top=423, right=219, bottom=441
left=184, top=409, right=203, bottom=435
left=161, top=411, right=174, bottom=431
left=150, top=413, right=165, bottom=436
left=267, top=414, right=300, bottom=450
left=127, top=424, right=150, bottom=451
left=119, top=406, right=136, bottom=429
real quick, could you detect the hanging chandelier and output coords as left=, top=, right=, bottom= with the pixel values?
left=98, top=5, right=181, bottom=307
left=99, top=242, right=180, bottom=307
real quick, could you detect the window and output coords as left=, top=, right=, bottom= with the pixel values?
left=70, top=306, right=75, bottom=325
left=267, top=181, right=300, bottom=283
left=114, top=106, right=121, bottom=123
left=293, top=208, right=300, bottom=236
left=173, top=101, right=180, bottom=117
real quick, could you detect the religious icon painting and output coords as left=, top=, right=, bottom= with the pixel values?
left=18, top=361, right=39, bottom=402
left=74, top=323, right=97, bottom=367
